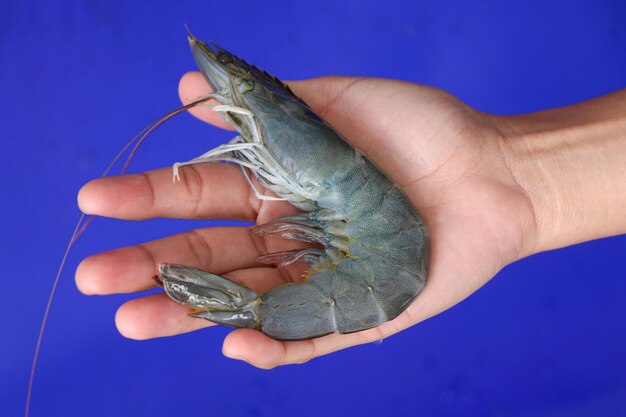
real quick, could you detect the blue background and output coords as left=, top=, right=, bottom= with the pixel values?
left=2, top=1, right=625, bottom=416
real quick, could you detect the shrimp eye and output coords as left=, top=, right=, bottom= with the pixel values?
left=239, top=78, right=254, bottom=93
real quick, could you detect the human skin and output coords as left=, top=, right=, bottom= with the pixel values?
left=76, top=73, right=626, bottom=369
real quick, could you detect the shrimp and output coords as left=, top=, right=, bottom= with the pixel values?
left=156, top=33, right=430, bottom=340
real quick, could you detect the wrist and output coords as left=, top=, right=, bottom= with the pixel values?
left=494, top=90, right=626, bottom=254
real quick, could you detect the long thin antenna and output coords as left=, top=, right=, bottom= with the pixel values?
left=25, top=95, right=216, bottom=417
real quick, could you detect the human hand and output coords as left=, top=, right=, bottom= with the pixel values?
left=76, top=73, right=626, bottom=368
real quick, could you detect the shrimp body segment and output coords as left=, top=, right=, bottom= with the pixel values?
left=157, top=34, right=430, bottom=340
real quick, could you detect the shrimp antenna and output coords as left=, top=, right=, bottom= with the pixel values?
left=25, top=95, right=216, bottom=417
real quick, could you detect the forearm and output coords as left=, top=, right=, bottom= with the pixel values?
left=497, top=89, right=626, bottom=254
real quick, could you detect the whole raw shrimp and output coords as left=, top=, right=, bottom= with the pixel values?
left=76, top=37, right=539, bottom=368
left=152, top=34, right=430, bottom=340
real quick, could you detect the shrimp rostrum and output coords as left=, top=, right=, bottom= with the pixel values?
left=157, top=34, right=430, bottom=340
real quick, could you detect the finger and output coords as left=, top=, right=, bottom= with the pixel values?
left=116, top=267, right=287, bottom=339
left=221, top=327, right=380, bottom=369
left=178, top=73, right=397, bottom=183
left=179, top=72, right=441, bottom=189
left=221, top=287, right=439, bottom=369
left=76, top=226, right=266, bottom=295
left=178, top=72, right=359, bottom=129
left=221, top=315, right=405, bottom=369
left=178, top=71, right=235, bottom=131
left=78, top=163, right=259, bottom=221
left=115, top=293, right=213, bottom=339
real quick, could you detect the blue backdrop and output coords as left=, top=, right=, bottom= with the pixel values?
left=2, top=1, right=625, bottom=416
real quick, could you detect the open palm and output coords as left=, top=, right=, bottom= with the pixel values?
left=77, top=73, right=537, bottom=368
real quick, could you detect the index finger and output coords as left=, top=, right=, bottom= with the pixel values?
left=178, top=71, right=235, bottom=130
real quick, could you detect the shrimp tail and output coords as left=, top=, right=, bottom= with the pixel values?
left=156, top=264, right=260, bottom=329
